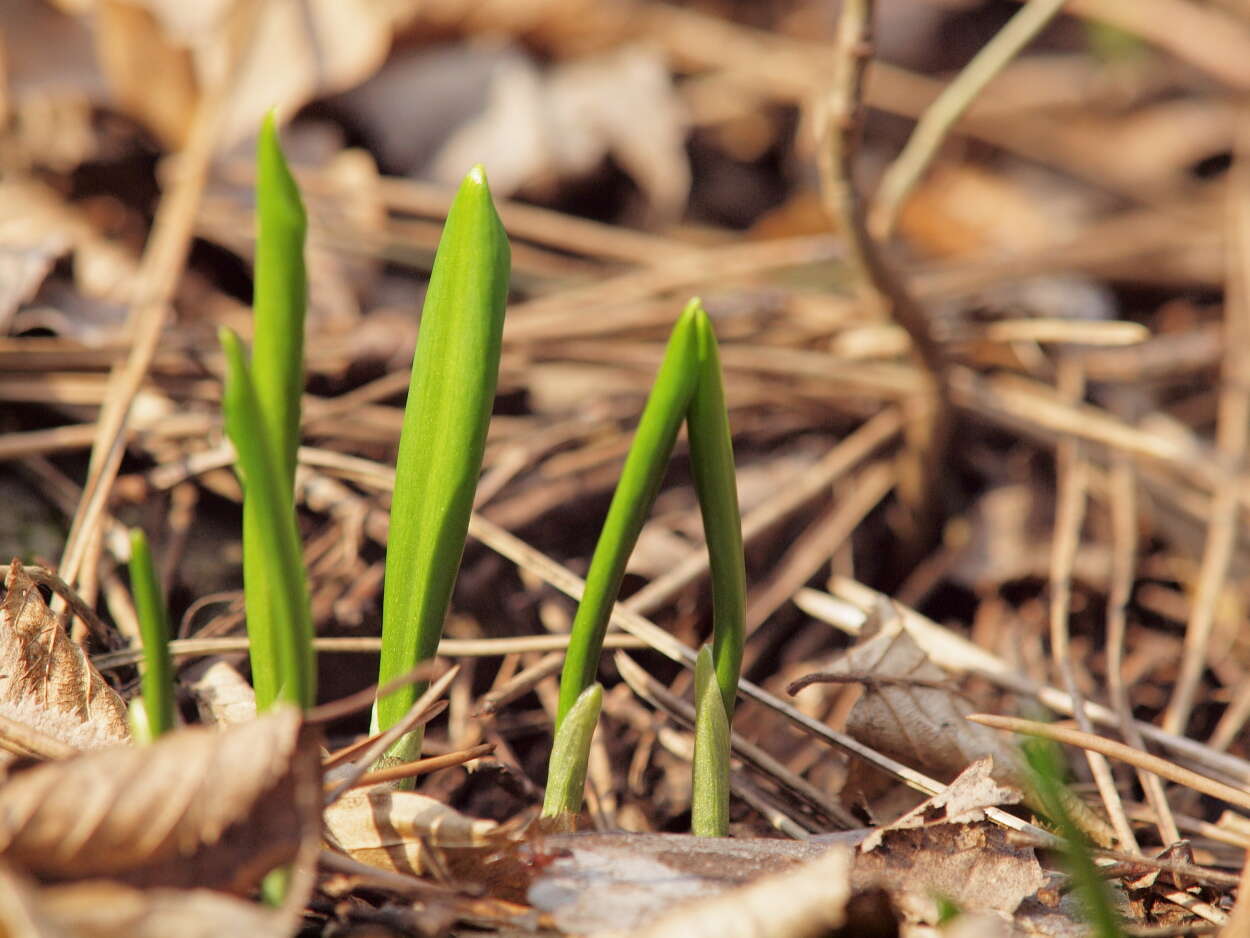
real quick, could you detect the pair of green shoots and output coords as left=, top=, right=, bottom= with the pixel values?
left=125, top=117, right=742, bottom=835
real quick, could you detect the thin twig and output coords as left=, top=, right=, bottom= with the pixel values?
left=818, top=0, right=951, bottom=550
left=967, top=714, right=1250, bottom=815
left=869, top=0, right=1068, bottom=239
left=338, top=743, right=495, bottom=791
left=0, top=712, right=79, bottom=760
left=1165, top=113, right=1250, bottom=737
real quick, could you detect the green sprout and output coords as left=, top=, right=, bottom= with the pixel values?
left=221, top=325, right=315, bottom=710
left=545, top=299, right=745, bottom=834
left=541, top=683, right=604, bottom=820
left=370, top=165, right=510, bottom=768
left=240, top=113, right=311, bottom=711
left=127, top=528, right=175, bottom=739
left=691, top=645, right=730, bottom=836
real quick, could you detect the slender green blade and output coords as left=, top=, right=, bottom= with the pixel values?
left=221, top=327, right=315, bottom=710
left=686, top=301, right=745, bottom=720
left=127, top=528, right=176, bottom=738
left=244, top=113, right=308, bottom=707
left=555, top=306, right=702, bottom=725
left=372, top=165, right=510, bottom=763
left=541, top=682, right=603, bottom=819
left=691, top=644, right=730, bottom=836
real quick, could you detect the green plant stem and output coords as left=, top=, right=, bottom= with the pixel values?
left=541, top=683, right=604, bottom=819
left=372, top=165, right=510, bottom=765
left=556, top=306, right=702, bottom=726
left=244, top=113, right=308, bottom=708
left=691, top=645, right=730, bottom=836
left=687, top=304, right=745, bottom=720
left=221, top=327, right=315, bottom=710
left=127, top=528, right=176, bottom=738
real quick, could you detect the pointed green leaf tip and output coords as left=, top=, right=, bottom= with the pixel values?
left=372, top=165, right=510, bottom=765
left=542, top=682, right=604, bottom=819
left=555, top=302, right=704, bottom=726
left=692, top=644, right=730, bottom=836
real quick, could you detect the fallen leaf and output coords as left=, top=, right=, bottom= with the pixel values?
left=186, top=659, right=257, bottom=727
left=527, top=832, right=831, bottom=934
left=0, top=705, right=320, bottom=893
left=324, top=786, right=501, bottom=878
left=0, top=560, right=130, bottom=764
left=854, top=823, right=1045, bottom=922
left=860, top=757, right=1022, bottom=852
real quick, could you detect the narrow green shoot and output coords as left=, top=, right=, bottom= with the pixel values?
left=556, top=305, right=702, bottom=726
left=687, top=307, right=745, bottom=719
left=221, top=327, right=315, bottom=710
left=243, top=113, right=308, bottom=709
left=371, top=165, right=510, bottom=765
left=540, top=683, right=604, bottom=821
left=1024, top=738, right=1124, bottom=938
left=127, top=528, right=175, bottom=738
left=691, top=644, right=730, bottom=836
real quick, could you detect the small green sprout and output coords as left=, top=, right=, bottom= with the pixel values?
left=127, top=528, right=175, bottom=739
left=241, top=113, right=310, bottom=710
left=546, top=299, right=745, bottom=834
left=370, top=165, right=510, bottom=767
left=221, top=326, right=315, bottom=710
left=691, top=644, right=730, bottom=836
left=541, top=683, right=604, bottom=820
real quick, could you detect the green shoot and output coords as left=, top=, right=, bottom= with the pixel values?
left=540, top=683, right=604, bottom=821
left=687, top=310, right=745, bottom=720
left=221, top=327, right=315, bottom=710
left=127, top=528, right=175, bottom=738
left=691, top=644, right=730, bottom=836
left=243, top=113, right=309, bottom=709
left=371, top=165, right=510, bottom=765
left=556, top=304, right=702, bottom=726
left=1024, top=738, right=1124, bottom=938
left=547, top=299, right=745, bottom=829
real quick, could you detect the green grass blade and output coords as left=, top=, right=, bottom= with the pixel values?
left=1024, top=738, right=1124, bottom=938
left=541, top=682, right=603, bottom=819
left=243, top=114, right=308, bottom=707
left=691, top=644, right=730, bottom=836
left=686, top=301, right=745, bottom=720
left=221, top=327, right=315, bottom=710
left=372, top=165, right=510, bottom=763
left=127, top=528, right=175, bottom=738
left=555, top=307, right=703, bottom=725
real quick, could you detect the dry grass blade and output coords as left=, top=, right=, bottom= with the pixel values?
left=0, top=562, right=129, bottom=760
left=343, top=743, right=495, bottom=791
left=967, top=714, right=1250, bottom=815
left=0, top=705, right=320, bottom=892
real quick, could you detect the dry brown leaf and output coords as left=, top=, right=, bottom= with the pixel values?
left=186, top=659, right=257, bottom=727
left=527, top=832, right=831, bottom=935
left=89, top=0, right=419, bottom=149
left=853, top=823, right=1044, bottom=923
left=0, top=560, right=130, bottom=762
left=860, top=757, right=1022, bottom=853
left=323, top=786, right=500, bottom=878
left=0, top=705, right=319, bottom=893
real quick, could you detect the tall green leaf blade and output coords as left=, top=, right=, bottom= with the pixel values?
left=691, top=644, right=730, bottom=836
left=686, top=301, right=745, bottom=720
left=555, top=306, right=702, bottom=726
left=127, top=528, right=175, bottom=738
left=243, top=114, right=308, bottom=707
left=541, top=682, right=604, bottom=820
left=221, top=327, right=315, bottom=710
left=372, top=165, right=510, bottom=763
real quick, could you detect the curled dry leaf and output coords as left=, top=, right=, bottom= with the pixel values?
left=0, top=560, right=129, bottom=765
left=853, top=823, right=1045, bottom=923
left=860, top=757, right=1022, bottom=852
left=0, top=859, right=289, bottom=938
left=0, top=705, right=320, bottom=893
left=323, top=786, right=501, bottom=878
